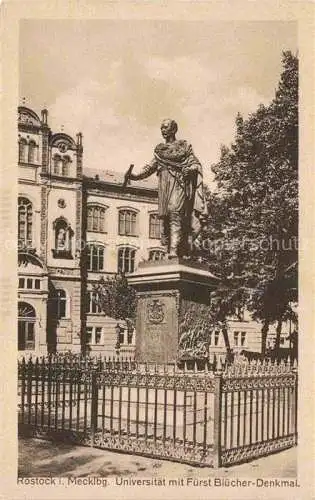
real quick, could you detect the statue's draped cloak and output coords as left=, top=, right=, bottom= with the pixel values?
left=146, top=140, right=207, bottom=237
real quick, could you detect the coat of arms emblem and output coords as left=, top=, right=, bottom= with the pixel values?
left=147, top=299, right=165, bottom=324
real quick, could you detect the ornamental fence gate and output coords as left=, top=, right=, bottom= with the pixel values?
left=18, top=356, right=297, bottom=467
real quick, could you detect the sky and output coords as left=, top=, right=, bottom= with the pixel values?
left=19, top=20, right=297, bottom=185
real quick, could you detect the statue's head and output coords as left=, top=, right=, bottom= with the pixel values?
left=161, top=119, right=178, bottom=141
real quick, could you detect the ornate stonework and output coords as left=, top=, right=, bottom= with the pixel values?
left=40, top=186, right=48, bottom=260
left=147, top=299, right=165, bottom=324
left=178, top=299, right=212, bottom=359
left=57, top=198, right=66, bottom=208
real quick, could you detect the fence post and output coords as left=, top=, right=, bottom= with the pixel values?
left=20, top=357, right=26, bottom=425
left=90, top=370, right=98, bottom=447
left=27, top=358, right=33, bottom=425
left=213, top=371, right=222, bottom=468
left=292, top=365, right=298, bottom=444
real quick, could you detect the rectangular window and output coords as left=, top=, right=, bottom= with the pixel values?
left=95, top=327, right=102, bottom=344
left=241, top=331, right=246, bottom=346
left=117, top=247, right=136, bottom=273
left=88, top=245, right=104, bottom=272
left=118, top=210, right=137, bottom=236
left=149, top=214, right=162, bottom=239
left=214, top=331, right=220, bottom=346
left=92, top=252, right=98, bottom=271
left=234, top=331, right=239, bottom=346
left=34, top=279, right=40, bottom=290
left=53, top=289, right=67, bottom=319
left=87, top=291, right=102, bottom=314
left=149, top=250, right=165, bottom=261
left=127, top=329, right=133, bottom=345
left=19, top=278, right=25, bottom=289
left=27, top=278, right=32, bottom=289
left=118, top=214, right=124, bottom=235
left=87, top=209, right=93, bottom=232
left=86, top=326, right=102, bottom=345
left=99, top=210, right=105, bottom=232
left=92, top=210, right=98, bottom=231
left=86, top=327, right=93, bottom=345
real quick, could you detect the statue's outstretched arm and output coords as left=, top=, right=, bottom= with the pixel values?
left=129, top=159, right=158, bottom=180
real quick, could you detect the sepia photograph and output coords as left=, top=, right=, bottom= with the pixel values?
left=1, top=2, right=314, bottom=499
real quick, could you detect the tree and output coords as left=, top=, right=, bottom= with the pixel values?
left=192, top=191, right=251, bottom=360
left=92, top=273, right=137, bottom=323
left=205, top=51, right=298, bottom=354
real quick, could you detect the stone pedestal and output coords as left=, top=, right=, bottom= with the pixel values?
left=128, top=259, right=219, bottom=363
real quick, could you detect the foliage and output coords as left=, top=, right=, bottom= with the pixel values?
left=199, top=51, right=298, bottom=353
left=178, top=301, right=213, bottom=359
left=92, top=273, right=137, bottom=323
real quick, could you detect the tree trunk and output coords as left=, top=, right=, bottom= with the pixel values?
left=261, top=320, right=270, bottom=355
left=274, top=317, right=283, bottom=351
left=222, top=324, right=233, bottom=364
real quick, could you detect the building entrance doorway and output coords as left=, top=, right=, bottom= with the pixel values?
left=18, top=302, right=36, bottom=350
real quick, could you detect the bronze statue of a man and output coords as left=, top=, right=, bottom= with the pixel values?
left=126, top=119, right=207, bottom=258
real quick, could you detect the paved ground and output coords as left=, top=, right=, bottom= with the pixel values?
left=18, top=437, right=297, bottom=478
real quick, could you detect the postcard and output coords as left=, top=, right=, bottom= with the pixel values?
left=1, top=1, right=314, bottom=499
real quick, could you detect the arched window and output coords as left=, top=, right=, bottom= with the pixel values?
left=28, top=140, right=37, bottom=163
left=18, top=302, right=36, bottom=350
left=19, top=138, right=27, bottom=163
left=53, top=154, right=62, bottom=175
left=62, top=156, right=71, bottom=176
left=87, top=244, right=104, bottom=272
left=87, top=205, right=106, bottom=233
left=52, top=217, right=73, bottom=258
left=148, top=249, right=166, bottom=261
left=149, top=213, right=162, bottom=239
left=118, top=209, right=137, bottom=236
left=118, top=247, right=136, bottom=273
left=18, top=197, right=33, bottom=248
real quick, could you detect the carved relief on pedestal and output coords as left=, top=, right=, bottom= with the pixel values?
left=146, top=299, right=165, bottom=324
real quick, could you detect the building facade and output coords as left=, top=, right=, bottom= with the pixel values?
left=18, top=106, right=164, bottom=356
left=18, top=106, right=293, bottom=358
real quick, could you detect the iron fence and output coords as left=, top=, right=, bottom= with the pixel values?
left=218, top=361, right=297, bottom=466
left=18, top=355, right=297, bottom=467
